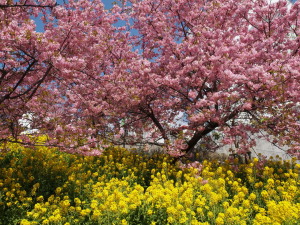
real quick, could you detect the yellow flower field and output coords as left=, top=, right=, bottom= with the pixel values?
left=0, top=141, right=299, bottom=225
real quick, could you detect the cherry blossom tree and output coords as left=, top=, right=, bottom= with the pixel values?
left=0, top=0, right=133, bottom=154
left=1, top=0, right=300, bottom=159
left=0, top=0, right=58, bottom=141
left=99, top=0, right=300, bottom=158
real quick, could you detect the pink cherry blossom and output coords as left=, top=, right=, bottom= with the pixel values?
left=1, top=0, right=299, bottom=159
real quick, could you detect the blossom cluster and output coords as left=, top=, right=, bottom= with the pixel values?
left=0, top=141, right=299, bottom=224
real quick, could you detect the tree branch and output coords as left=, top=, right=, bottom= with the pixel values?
left=0, top=3, right=58, bottom=9
left=182, top=107, right=243, bottom=156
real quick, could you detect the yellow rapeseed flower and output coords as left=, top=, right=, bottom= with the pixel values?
left=216, top=217, right=224, bottom=225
